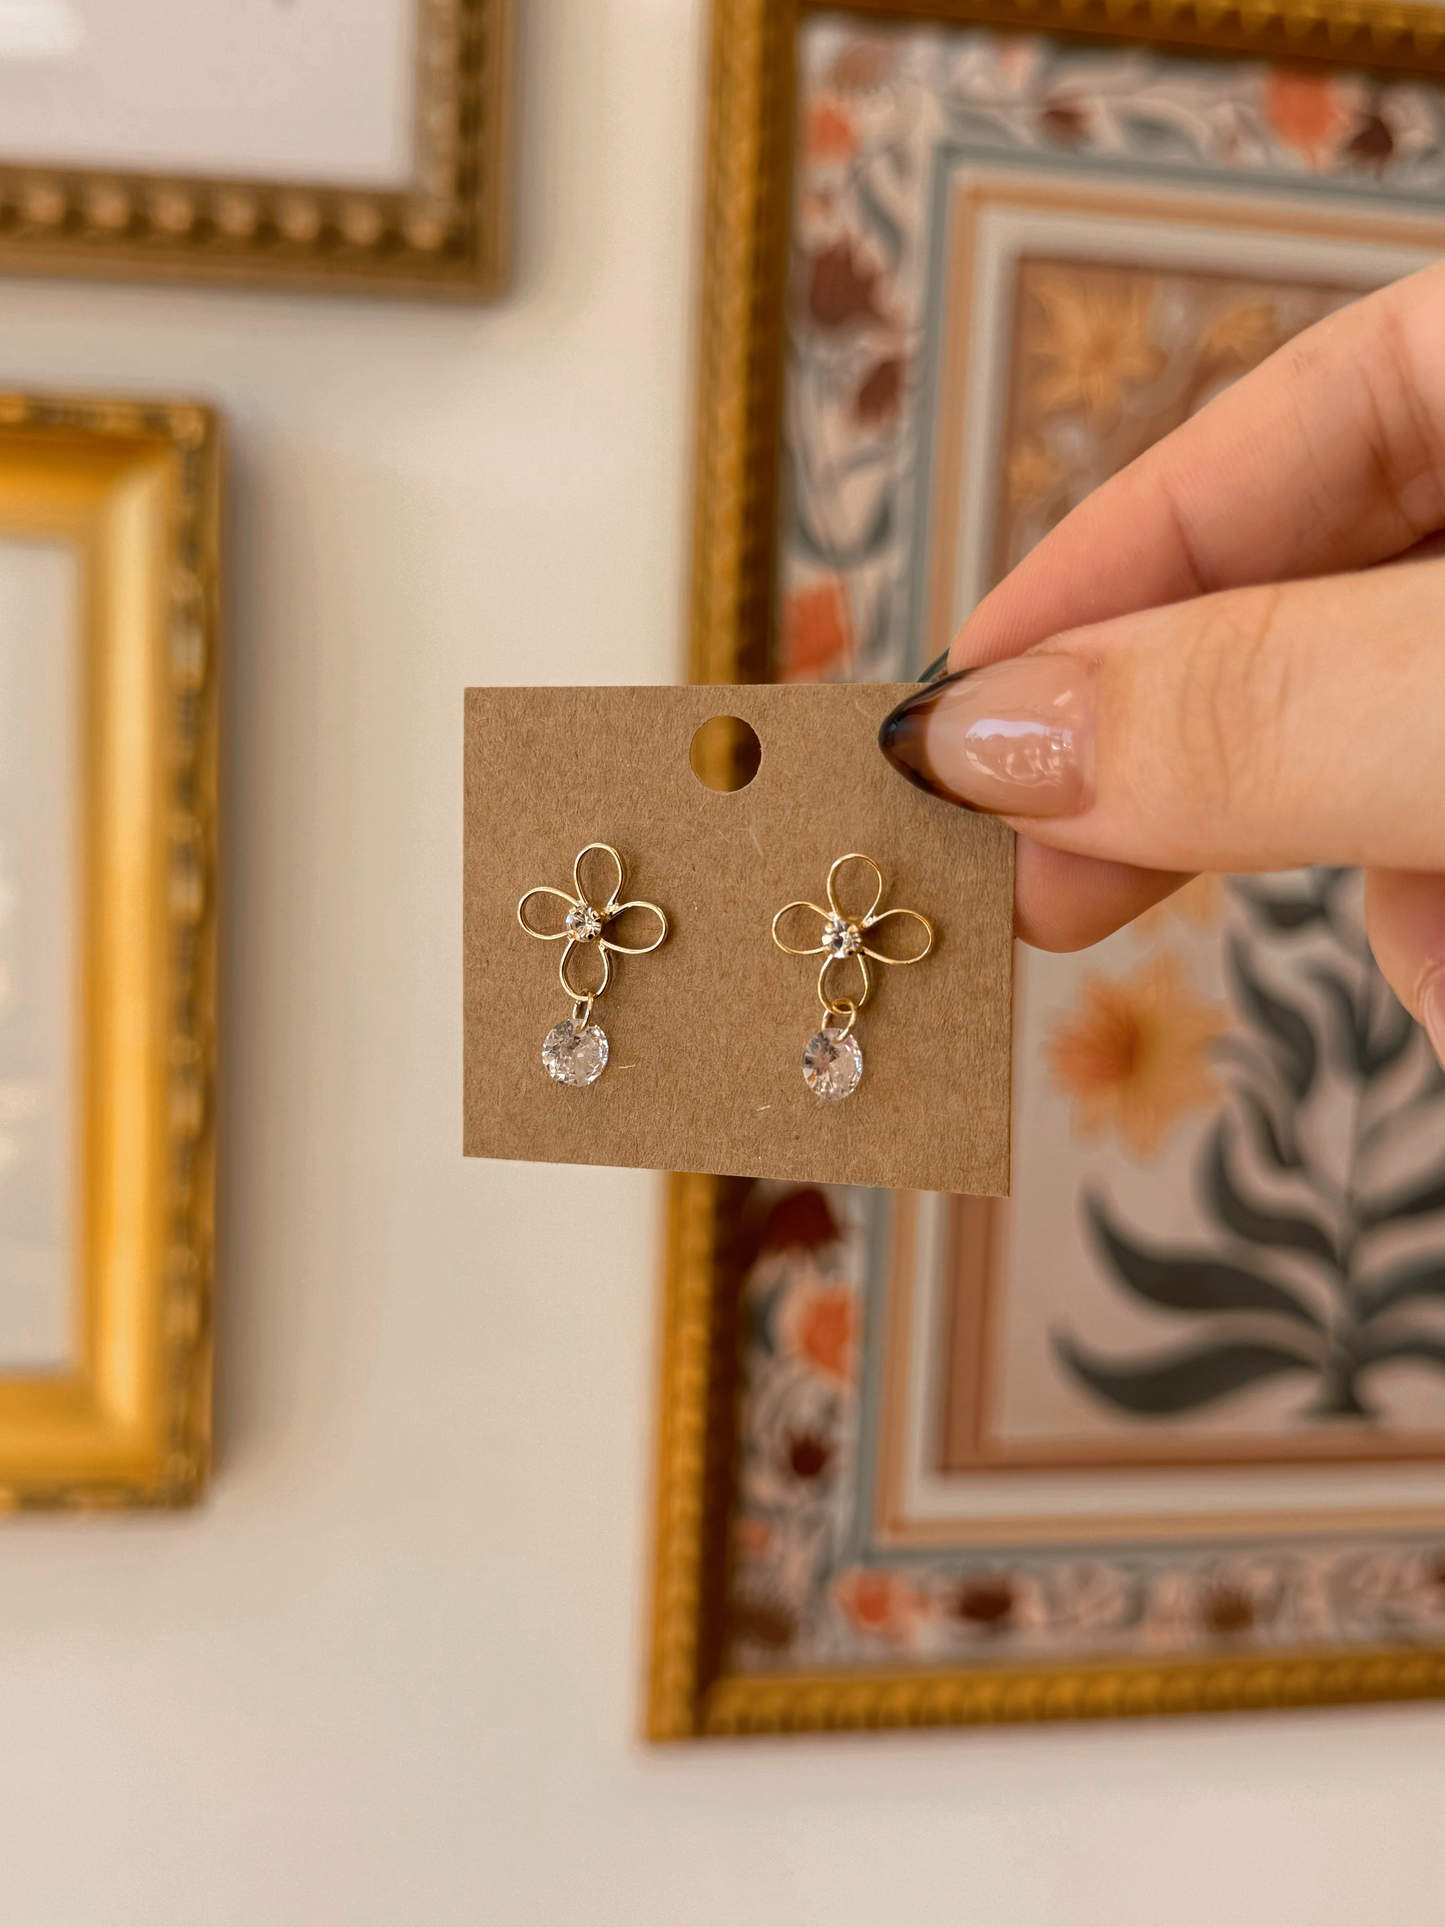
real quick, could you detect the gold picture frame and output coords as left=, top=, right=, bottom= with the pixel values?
left=652, top=0, right=1445, bottom=1739
left=0, top=0, right=511, bottom=301
left=0, top=393, right=218, bottom=1509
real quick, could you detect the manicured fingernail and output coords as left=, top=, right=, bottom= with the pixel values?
left=878, top=656, right=1095, bottom=816
left=1420, top=967, right=1445, bottom=1069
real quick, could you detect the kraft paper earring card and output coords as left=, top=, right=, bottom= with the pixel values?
left=463, top=685, right=1013, bottom=1194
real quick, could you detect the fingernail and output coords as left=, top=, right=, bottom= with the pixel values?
left=878, top=656, right=1095, bottom=816
left=1420, top=967, right=1445, bottom=1069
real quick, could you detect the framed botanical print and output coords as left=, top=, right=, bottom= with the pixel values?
left=650, top=0, right=1445, bottom=1736
left=0, top=0, right=510, bottom=298
left=0, top=393, right=217, bottom=1507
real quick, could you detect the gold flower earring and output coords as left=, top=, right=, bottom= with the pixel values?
left=771, top=853, right=933, bottom=1100
left=518, top=843, right=668, bottom=1085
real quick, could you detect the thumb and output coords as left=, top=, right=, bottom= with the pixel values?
left=878, top=554, right=1445, bottom=875
left=1365, top=869, right=1445, bottom=1065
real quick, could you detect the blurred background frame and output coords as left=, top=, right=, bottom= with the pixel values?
left=0, top=0, right=511, bottom=299
left=0, top=394, right=217, bottom=1508
left=651, top=0, right=1445, bottom=1740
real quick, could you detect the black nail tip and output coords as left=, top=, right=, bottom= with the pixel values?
left=914, top=666, right=972, bottom=699
left=884, top=752, right=950, bottom=800
left=877, top=669, right=968, bottom=753
left=878, top=669, right=986, bottom=811
left=877, top=718, right=951, bottom=803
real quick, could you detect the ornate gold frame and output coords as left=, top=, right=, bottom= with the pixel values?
left=651, top=0, right=1445, bottom=1738
left=0, top=393, right=218, bottom=1509
left=0, top=0, right=510, bottom=300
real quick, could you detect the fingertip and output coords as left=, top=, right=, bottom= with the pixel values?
left=1013, top=840, right=1192, bottom=951
left=1364, top=869, right=1445, bottom=1031
left=947, top=600, right=1035, bottom=674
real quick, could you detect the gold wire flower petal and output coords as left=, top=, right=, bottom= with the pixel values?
left=600, top=899, right=669, bottom=955
left=860, top=905, right=934, bottom=967
left=771, top=900, right=832, bottom=957
left=826, top=853, right=884, bottom=925
left=517, top=885, right=582, bottom=941
left=819, top=950, right=870, bottom=1015
left=559, top=935, right=613, bottom=1002
left=573, top=841, right=625, bottom=913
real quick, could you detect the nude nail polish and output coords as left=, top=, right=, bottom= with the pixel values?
left=878, top=656, right=1095, bottom=817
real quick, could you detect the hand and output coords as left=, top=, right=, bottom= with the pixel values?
left=878, top=259, right=1445, bottom=1057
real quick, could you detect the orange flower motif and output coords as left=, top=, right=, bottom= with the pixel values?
left=781, top=1278, right=859, bottom=1382
left=804, top=97, right=858, bottom=164
left=1006, top=439, right=1062, bottom=506
left=1132, top=872, right=1224, bottom=938
left=834, top=1567, right=917, bottom=1639
left=1029, top=271, right=1165, bottom=425
left=782, top=578, right=852, bottom=679
left=734, top=1517, right=775, bottom=1561
left=829, top=34, right=900, bottom=93
left=1200, top=302, right=1279, bottom=366
left=1044, top=951, right=1228, bottom=1161
left=1263, top=72, right=1354, bottom=168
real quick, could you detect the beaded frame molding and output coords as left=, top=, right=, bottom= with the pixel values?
left=649, top=0, right=1445, bottom=1739
left=0, top=0, right=511, bottom=300
left=0, top=394, right=218, bottom=1509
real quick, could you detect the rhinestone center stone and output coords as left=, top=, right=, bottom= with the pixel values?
left=565, top=903, right=604, bottom=942
left=821, top=914, right=863, bottom=959
left=542, top=1017, right=609, bottom=1086
left=803, top=1027, right=863, bottom=1100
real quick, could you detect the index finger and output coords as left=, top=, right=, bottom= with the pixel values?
left=951, top=258, right=1445, bottom=671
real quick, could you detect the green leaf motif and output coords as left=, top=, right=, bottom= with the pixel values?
left=855, top=580, right=892, bottom=667
left=1228, top=936, right=1317, bottom=1101
left=1054, top=1333, right=1318, bottom=1417
left=1360, top=1165, right=1445, bottom=1232
left=1307, top=966, right=1372, bottom=1079
left=789, top=453, right=895, bottom=570
left=1086, top=1192, right=1323, bottom=1329
left=1306, top=966, right=1416, bottom=1083
left=1359, top=1332, right=1445, bottom=1375
left=1363, top=994, right=1416, bottom=1080
left=1203, top=1121, right=1337, bottom=1270
left=855, top=172, right=904, bottom=266
left=1357, top=1260, right=1445, bottom=1322
left=1231, top=882, right=1327, bottom=932
left=1237, top=1089, right=1300, bottom=1173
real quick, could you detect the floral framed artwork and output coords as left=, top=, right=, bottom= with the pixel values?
left=650, top=0, right=1445, bottom=1737
left=0, top=0, right=509, bottom=299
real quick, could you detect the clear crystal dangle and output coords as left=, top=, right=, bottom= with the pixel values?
left=542, top=995, right=610, bottom=1088
left=803, top=1007, right=864, bottom=1101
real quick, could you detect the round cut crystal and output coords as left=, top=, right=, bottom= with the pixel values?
left=565, top=903, right=604, bottom=942
left=803, top=1027, right=863, bottom=1100
left=542, top=1017, right=609, bottom=1086
left=821, top=914, right=863, bottom=959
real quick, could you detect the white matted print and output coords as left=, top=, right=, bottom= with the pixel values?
left=0, top=538, right=77, bottom=1370
left=0, top=0, right=415, bottom=185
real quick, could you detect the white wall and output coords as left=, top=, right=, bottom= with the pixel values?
left=0, top=3, right=1439, bottom=1921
